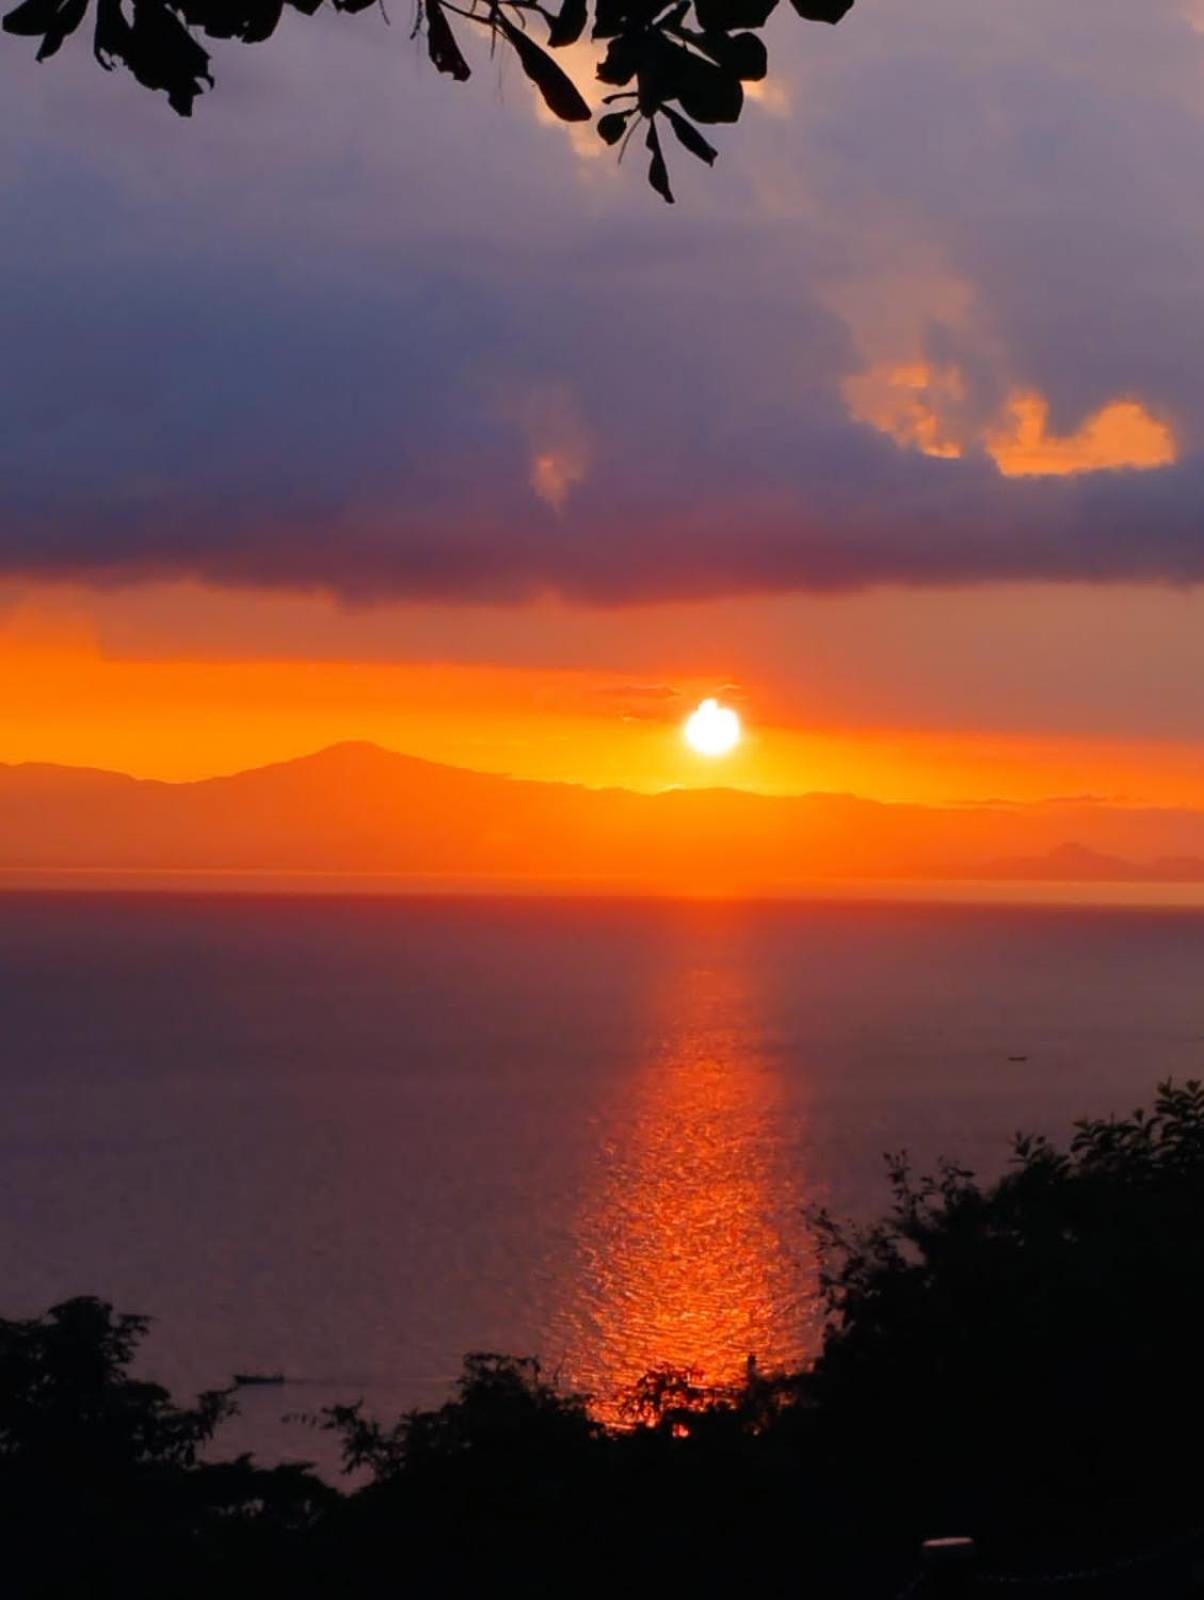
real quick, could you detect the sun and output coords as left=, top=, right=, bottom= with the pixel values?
left=684, top=698, right=742, bottom=757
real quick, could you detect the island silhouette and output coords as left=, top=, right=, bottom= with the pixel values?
left=3, top=740, right=1204, bottom=890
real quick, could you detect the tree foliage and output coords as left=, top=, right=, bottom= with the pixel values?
left=0, top=1297, right=332, bottom=1598
left=313, top=1078, right=1204, bottom=1591
left=1, top=0, right=856, bottom=200
left=9, top=1083, right=1204, bottom=1594
left=803, top=1078, right=1204, bottom=1562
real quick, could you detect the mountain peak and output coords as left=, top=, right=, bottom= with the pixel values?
left=294, top=740, right=394, bottom=764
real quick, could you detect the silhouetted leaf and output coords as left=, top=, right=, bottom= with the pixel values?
left=596, top=31, right=639, bottom=86
left=425, top=0, right=470, bottom=82
left=2, top=0, right=87, bottom=60
left=663, top=40, right=742, bottom=123
left=597, top=109, right=630, bottom=145
left=591, top=0, right=658, bottom=40
left=789, top=0, right=854, bottom=21
left=176, top=0, right=284, bottom=43
left=694, top=0, right=776, bottom=30
left=590, top=0, right=621, bottom=37
left=2, top=0, right=53, bottom=32
left=547, top=0, right=586, bottom=48
left=92, top=0, right=125, bottom=64
left=497, top=13, right=590, bottom=122
left=663, top=103, right=716, bottom=165
left=93, top=0, right=213, bottom=115
left=646, top=118, right=673, bottom=203
left=696, top=28, right=766, bottom=81
left=237, top=0, right=283, bottom=43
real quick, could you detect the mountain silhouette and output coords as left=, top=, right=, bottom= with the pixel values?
left=4, top=743, right=1204, bottom=888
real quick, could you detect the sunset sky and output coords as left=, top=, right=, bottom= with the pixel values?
left=6, top=0, right=1204, bottom=808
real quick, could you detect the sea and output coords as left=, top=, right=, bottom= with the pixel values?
left=1, top=891, right=1201, bottom=1477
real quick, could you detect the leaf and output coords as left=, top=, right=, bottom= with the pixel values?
left=547, top=0, right=586, bottom=48
left=94, top=0, right=213, bottom=115
left=425, top=0, right=469, bottom=81
left=696, top=28, right=766, bottom=81
left=2, top=0, right=51, bottom=32
left=789, top=0, right=854, bottom=21
left=92, top=0, right=128, bottom=66
left=645, top=118, right=673, bottom=203
left=175, top=0, right=284, bottom=43
left=238, top=0, right=283, bottom=42
left=663, top=41, right=742, bottom=123
left=663, top=104, right=716, bottom=165
left=497, top=12, right=590, bottom=121
left=3, top=0, right=88, bottom=60
left=596, top=32, right=639, bottom=86
left=597, top=109, right=630, bottom=145
left=694, top=0, right=776, bottom=30
left=591, top=0, right=658, bottom=40
left=590, top=0, right=623, bottom=38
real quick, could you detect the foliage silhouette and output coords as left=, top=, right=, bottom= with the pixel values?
left=9, top=1081, right=1204, bottom=1595
left=801, top=1076, right=1204, bottom=1573
left=0, top=1297, right=333, bottom=1598
left=1, top=0, right=855, bottom=201
left=304, top=1076, right=1204, bottom=1592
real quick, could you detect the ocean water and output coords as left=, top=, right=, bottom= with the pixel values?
left=1, top=892, right=1202, bottom=1475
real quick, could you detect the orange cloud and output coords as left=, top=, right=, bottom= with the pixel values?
left=846, top=362, right=1175, bottom=479
left=842, top=362, right=964, bottom=459
left=986, top=392, right=1176, bottom=477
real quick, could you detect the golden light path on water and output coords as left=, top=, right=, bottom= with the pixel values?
left=558, top=948, right=822, bottom=1422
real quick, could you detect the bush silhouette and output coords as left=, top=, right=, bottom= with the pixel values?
left=796, top=1078, right=1204, bottom=1576
left=0, top=1297, right=332, bottom=1598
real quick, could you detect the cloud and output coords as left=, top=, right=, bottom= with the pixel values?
left=1, top=0, right=1204, bottom=604
left=843, top=366, right=1176, bottom=479
left=508, top=382, right=594, bottom=513
left=843, top=364, right=966, bottom=460
left=986, top=395, right=1176, bottom=478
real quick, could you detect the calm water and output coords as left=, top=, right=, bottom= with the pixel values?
left=1, top=892, right=1202, bottom=1473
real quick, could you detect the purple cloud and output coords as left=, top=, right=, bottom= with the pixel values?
left=2, top=0, right=1203, bottom=604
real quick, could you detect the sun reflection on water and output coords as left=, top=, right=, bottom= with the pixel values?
left=560, top=952, right=820, bottom=1421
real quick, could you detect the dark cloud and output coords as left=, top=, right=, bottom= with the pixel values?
left=2, top=0, right=1204, bottom=604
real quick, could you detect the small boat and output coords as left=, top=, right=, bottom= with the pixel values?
left=232, top=1372, right=286, bottom=1387
left=1007, top=1055, right=1028, bottom=1063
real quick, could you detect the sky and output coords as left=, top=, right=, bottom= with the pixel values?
left=4, top=0, right=1204, bottom=803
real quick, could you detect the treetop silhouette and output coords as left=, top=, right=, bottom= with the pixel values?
left=2, top=0, right=855, bottom=201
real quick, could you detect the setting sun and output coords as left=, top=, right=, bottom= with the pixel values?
left=684, top=698, right=742, bottom=757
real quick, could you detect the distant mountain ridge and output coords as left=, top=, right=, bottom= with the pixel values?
left=981, top=842, right=1204, bottom=883
left=3, top=742, right=1204, bottom=887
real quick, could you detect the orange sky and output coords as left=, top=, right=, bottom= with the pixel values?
left=7, top=579, right=1204, bottom=807
left=8, top=0, right=1204, bottom=834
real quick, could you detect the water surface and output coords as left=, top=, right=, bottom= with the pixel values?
left=1, top=892, right=1200, bottom=1471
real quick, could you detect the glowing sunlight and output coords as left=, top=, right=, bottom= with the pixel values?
left=684, top=699, right=742, bottom=758
left=561, top=943, right=817, bottom=1420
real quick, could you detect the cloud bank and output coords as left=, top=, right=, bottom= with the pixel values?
left=3, top=0, right=1204, bottom=604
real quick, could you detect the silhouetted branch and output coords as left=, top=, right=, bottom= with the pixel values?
left=2, top=0, right=857, bottom=199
